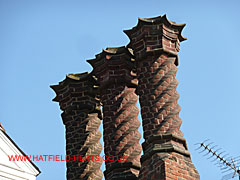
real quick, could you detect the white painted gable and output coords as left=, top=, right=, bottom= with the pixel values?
left=0, top=126, right=40, bottom=180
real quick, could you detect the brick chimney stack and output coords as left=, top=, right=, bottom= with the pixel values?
left=87, top=47, right=142, bottom=180
left=51, top=72, right=103, bottom=180
left=124, top=15, right=200, bottom=180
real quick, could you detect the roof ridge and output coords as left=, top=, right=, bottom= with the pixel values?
left=0, top=122, right=5, bottom=132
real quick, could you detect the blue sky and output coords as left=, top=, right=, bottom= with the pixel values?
left=1, top=0, right=240, bottom=179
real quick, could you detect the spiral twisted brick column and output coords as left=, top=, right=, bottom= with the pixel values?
left=87, top=47, right=142, bottom=180
left=124, top=15, right=200, bottom=180
left=51, top=72, right=103, bottom=180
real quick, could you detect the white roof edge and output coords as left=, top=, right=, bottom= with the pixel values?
left=0, top=127, right=41, bottom=176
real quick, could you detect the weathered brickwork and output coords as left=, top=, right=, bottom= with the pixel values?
left=51, top=14, right=200, bottom=180
left=139, top=152, right=199, bottom=180
left=88, top=47, right=142, bottom=180
left=51, top=73, right=103, bottom=180
left=124, top=15, right=200, bottom=180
